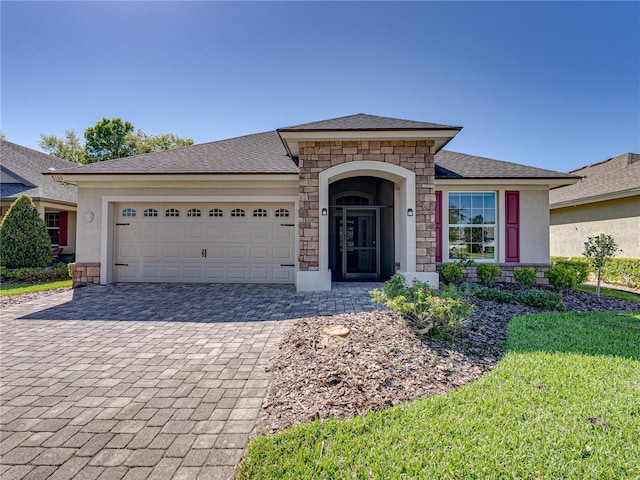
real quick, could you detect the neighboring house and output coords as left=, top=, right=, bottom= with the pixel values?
left=550, top=153, right=640, bottom=259
left=1, top=140, right=78, bottom=255
left=47, top=114, right=578, bottom=290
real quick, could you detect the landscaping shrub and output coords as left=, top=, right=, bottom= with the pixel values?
left=370, top=275, right=473, bottom=336
left=461, top=283, right=515, bottom=303
left=602, top=258, right=640, bottom=288
left=545, top=263, right=578, bottom=291
left=513, top=267, right=537, bottom=289
left=0, top=195, right=53, bottom=268
left=553, top=259, right=590, bottom=284
left=439, top=263, right=463, bottom=285
left=515, top=289, right=565, bottom=311
left=2, top=263, right=70, bottom=283
left=476, top=264, right=501, bottom=286
left=583, top=233, right=620, bottom=297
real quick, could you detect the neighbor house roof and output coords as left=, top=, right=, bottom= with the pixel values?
left=0, top=140, right=77, bottom=205
left=549, top=153, right=640, bottom=208
left=435, top=150, right=579, bottom=180
left=278, top=113, right=461, bottom=131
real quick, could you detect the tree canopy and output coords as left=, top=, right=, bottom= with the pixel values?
left=38, top=118, right=194, bottom=163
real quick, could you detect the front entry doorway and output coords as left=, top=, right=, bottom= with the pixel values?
left=338, top=208, right=380, bottom=280
left=328, top=176, right=395, bottom=282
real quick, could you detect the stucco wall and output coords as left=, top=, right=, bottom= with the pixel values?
left=550, top=196, right=640, bottom=258
left=74, top=181, right=299, bottom=263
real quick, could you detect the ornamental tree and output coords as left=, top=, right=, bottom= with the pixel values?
left=583, top=233, right=620, bottom=297
left=0, top=195, right=53, bottom=268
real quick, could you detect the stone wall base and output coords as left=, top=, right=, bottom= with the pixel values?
left=438, top=263, right=551, bottom=286
left=71, top=262, right=100, bottom=287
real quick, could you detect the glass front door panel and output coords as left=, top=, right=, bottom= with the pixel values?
left=341, top=209, right=379, bottom=279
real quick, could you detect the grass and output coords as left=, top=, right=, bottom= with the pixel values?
left=575, top=284, right=640, bottom=302
left=238, top=311, right=640, bottom=479
left=0, top=280, right=72, bottom=296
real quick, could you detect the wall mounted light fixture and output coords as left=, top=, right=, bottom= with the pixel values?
left=407, top=208, right=414, bottom=217
left=321, top=208, right=328, bottom=216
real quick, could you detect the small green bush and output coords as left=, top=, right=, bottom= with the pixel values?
left=370, top=275, right=473, bottom=336
left=515, top=289, right=565, bottom=311
left=460, top=283, right=515, bottom=303
left=0, top=195, right=53, bottom=268
left=513, top=267, right=537, bottom=288
left=476, top=264, right=501, bottom=286
left=545, top=264, right=578, bottom=291
left=2, top=263, right=70, bottom=283
left=553, top=259, right=590, bottom=284
left=439, top=263, right=463, bottom=285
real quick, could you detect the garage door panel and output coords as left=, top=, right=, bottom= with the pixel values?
left=250, top=268, right=269, bottom=281
left=251, top=247, right=269, bottom=260
left=141, top=246, right=160, bottom=259
left=162, top=246, right=181, bottom=258
left=273, top=246, right=293, bottom=260
left=114, top=203, right=295, bottom=284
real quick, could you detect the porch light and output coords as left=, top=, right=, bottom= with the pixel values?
left=407, top=208, right=414, bottom=216
left=321, top=208, right=328, bottom=216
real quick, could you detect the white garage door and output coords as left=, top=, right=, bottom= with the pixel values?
left=114, top=203, right=295, bottom=284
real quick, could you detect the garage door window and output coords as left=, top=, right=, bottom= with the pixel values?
left=209, top=209, right=223, bottom=217
left=187, top=208, right=202, bottom=217
left=122, top=208, right=136, bottom=217
left=275, top=209, right=290, bottom=217
left=165, top=209, right=180, bottom=217
left=253, top=208, right=267, bottom=217
left=144, top=208, right=158, bottom=217
left=231, top=209, right=245, bottom=217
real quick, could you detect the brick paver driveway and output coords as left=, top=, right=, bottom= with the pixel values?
left=0, top=283, right=378, bottom=480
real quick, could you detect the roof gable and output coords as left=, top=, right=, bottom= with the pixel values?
left=278, top=113, right=461, bottom=131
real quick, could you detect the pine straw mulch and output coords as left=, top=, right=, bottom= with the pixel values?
left=255, top=287, right=640, bottom=436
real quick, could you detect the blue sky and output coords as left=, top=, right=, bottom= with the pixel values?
left=2, top=1, right=639, bottom=172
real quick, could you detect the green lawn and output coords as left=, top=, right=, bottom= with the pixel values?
left=0, top=280, right=72, bottom=296
left=238, top=311, right=640, bottom=479
left=576, top=284, right=640, bottom=302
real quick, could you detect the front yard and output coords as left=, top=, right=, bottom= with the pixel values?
left=239, top=310, right=640, bottom=478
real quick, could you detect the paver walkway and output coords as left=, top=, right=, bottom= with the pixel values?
left=0, top=283, right=379, bottom=480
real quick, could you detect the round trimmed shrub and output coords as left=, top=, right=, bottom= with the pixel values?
left=0, top=195, right=53, bottom=268
left=439, top=263, right=463, bottom=285
left=476, top=264, right=501, bottom=285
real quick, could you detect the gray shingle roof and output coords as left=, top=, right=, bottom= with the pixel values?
left=1, top=140, right=77, bottom=205
left=53, top=131, right=298, bottom=175
left=278, top=113, right=461, bottom=131
left=549, top=153, right=640, bottom=206
left=48, top=118, right=573, bottom=183
left=435, top=150, right=579, bottom=180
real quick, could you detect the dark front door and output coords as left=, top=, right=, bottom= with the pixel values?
left=339, top=208, right=380, bottom=280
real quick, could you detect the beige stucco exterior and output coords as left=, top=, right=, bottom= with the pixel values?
left=550, top=196, right=640, bottom=258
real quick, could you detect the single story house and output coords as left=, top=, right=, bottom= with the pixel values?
left=550, top=153, right=640, bottom=258
left=47, top=114, right=578, bottom=290
left=1, top=139, right=78, bottom=255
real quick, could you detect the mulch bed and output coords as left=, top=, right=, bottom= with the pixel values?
left=256, top=287, right=640, bottom=436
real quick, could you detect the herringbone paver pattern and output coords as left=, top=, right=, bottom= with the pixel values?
left=0, top=283, right=379, bottom=479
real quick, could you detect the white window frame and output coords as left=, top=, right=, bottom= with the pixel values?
left=447, top=191, right=497, bottom=262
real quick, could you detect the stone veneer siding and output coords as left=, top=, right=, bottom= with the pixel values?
left=437, top=263, right=552, bottom=286
left=71, top=262, right=100, bottom=287
left=298, top=140, right=436, bottom=272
